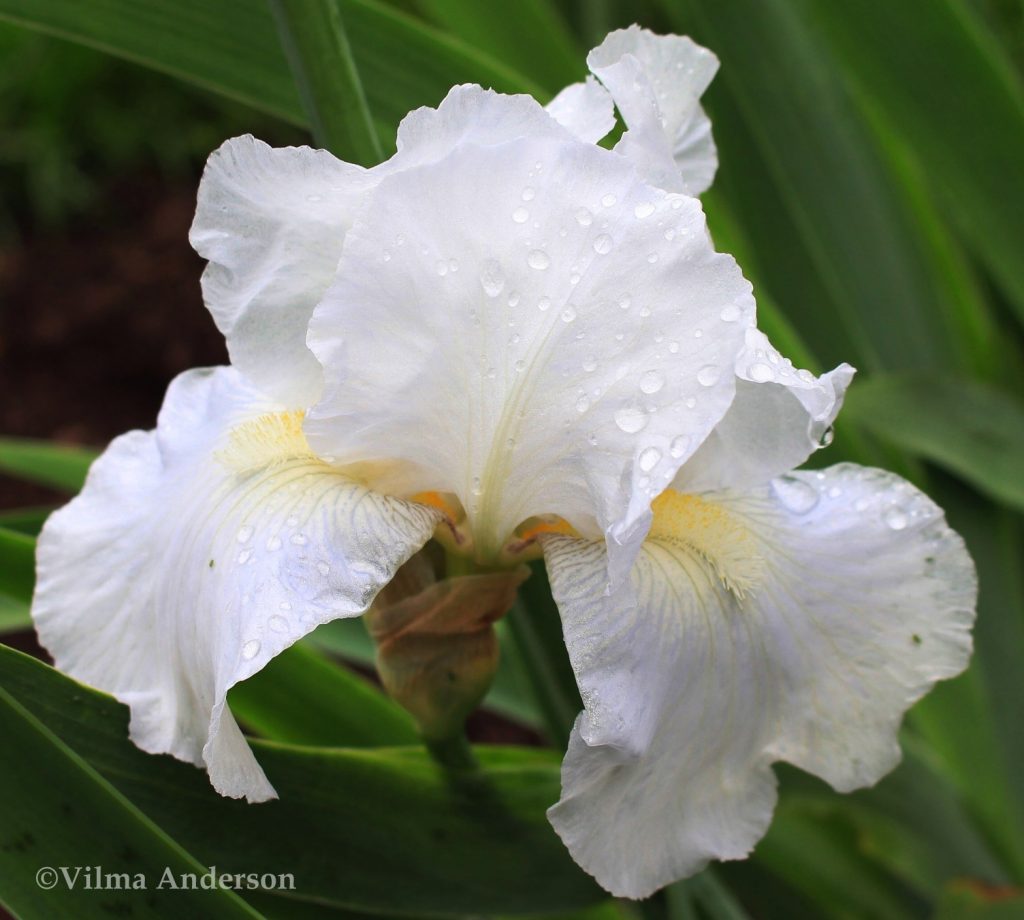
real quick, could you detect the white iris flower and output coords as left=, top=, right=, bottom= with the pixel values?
left=31, top=27, right=976, bottom=900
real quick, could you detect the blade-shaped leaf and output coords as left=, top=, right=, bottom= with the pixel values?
left=0, top=437, right=94, bottom=492
left=0, top=683, right=261, bottom=920
left=793, top=0, right=1024, bottom=327
left=841, top=374, right=1024, bottom=512
left=0, top=0, right=541, bottom=146
left=1, top=645, right=603, bottom=915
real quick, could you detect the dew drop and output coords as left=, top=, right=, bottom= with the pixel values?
left=647, top=253, right=660, bottom=263
left=884, top=507, right=909, bottom=530
left=639, top=370, right=665, bottom=394
left=435, top=260, right=449, bottom=277
left=512, top=206, right=529, bottom=223
left=560, top=305, right=577, bottom=323
left=528, top=249, right=550, bottom=270
left=684, top=397, right=697, bottom=409
left=538, top=295, right=552, bottom=311
left=570, top=272, right=581, bottom=285
left=480, top=259, right=505, bottom=297
left=614, top=407, right=649, bottom=433
left=601, top=193, right=618, bottom=208
left=593, top=234, right=613, bottom=254
left=290, top=533, right=308, bottom=546
left=242, top=640, right=261, bottom=661
left=748, top=362, right=775, bottom=383
left=522, top=186, right=536, bottom=201
left=639, top=446, right=662, bottom=473
left=668, top=341, right=680, bottom=354
left=507, top=291, right=521, bottom=307
left=448, top=258, right=459, bottom=273
left=634, top=202, right=655, bottom=219
left=669, top=435, right=690, bottom=458
left=236, top=526, right=254, bottom=543
left=266, top=536, right=282, bottom=551
left=575, top=395, right=590, bottom=413
left=269, top=615, right=288, bottom=633
left=720, top=304, right=741, bottom=322
left=514, top=359, right=526, bottom=373
left=818, top=427, right=835, bottom=448
left=618, top=295, right=632, bottom=311
left=317, top=561, right=331, bottom=576
left=582, top=355, right=598, bottom=372
left=237, top=549, right=252, bottom=564
left=575, top=207, right=593, bottom=226
left=639, top=306, right=652, bottom=318
left=773, top=476, right=820, bottom=514
left=697, top=365, right=720, bottom=387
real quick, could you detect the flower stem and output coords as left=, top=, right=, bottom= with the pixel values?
left=424, top=731, right=479, bottom=773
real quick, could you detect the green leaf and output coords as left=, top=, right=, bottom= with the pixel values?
left=229, top=641, right=418, bottom=746
left=664, top=0, right=981, bottom=376
left=0, top=525, right=35, bottom=604
left=0, top=683, right=261, bottom=920
left=0, top=505, right=55, bottom=536
left=412, top=0, right=583, bottom=93
left=794, top=0, right=1024, bottom=327
left=1, top=644, right=603, bottom=915
left=0, top=436, right=94, bottom=492
left=505, top=561, right=581, bottom=747
left=269, top=0, right=382, bottom=164
left=841, top=374, right=1024, bottom=512
left=0, top=0, right=541, bottom=143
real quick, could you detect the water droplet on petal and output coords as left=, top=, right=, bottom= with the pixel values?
left=774, top=476, right=819, bottom=514
left=748, top=362, right=775, bottom=383
left=290, top=533, right=308, bottom=546
left=639, top=370, right=665, bottom=394
left=237, top=549, right=252, bottom=564
left=561, top=305, right=577, bottom=323
left=538, top=296, right=551, bottom=311
left=480, top=259, right=505, bottom=297
left=639, top=446, right=662, bottom=473
left=269, top=615, right=288, bottom=633
left=512, top=207, right=529, bottom=223
left=435, top=260, right=449, bottom=277
left=575, top=395, right=590, bottom=413
left=528, top=249, right=550, bottom=270
left=575, top=207, right=593, bottom=226
left=266, top=536, right=282, bottom=551
left=514, top=359, right=526, bottom=373
left=317, top=561, right=331, bottom=576
left=647, top=253, right=659, bottom=263
left=669, top=435, right=690, bottom=458
left=618, top=295, right=632, bottom=311
left=236, top=526, right=254, bottom=543
left=720, top=304, right=741, bottom=322
left=634, top=202, right=655, bottom=219
left=522, top=186, right=536, bottom=201
left=602, top=193, right=617, bottom=207
left=593, top=234, right=613, bottom=255
left=818, top=427, right=835, bottom=448
left=614, top=407, right=649, bottom=433
left=582, top=355, right=598, bottom=372
left=697, top=365, right=720, bottom=387
left=242, top=640, right=261, bottom=660
left=884, top=507, right=909, bottom=530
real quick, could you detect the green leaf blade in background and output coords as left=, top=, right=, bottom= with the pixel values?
left=0, top=683, right=262, bottom=920
left=0, top=644, right=605, bottom=917
left=0, top=0, right=541, bottom=150
left=0, top=436, right=94, bottom=492
left=842, top=374, right=1024, bottom=512
left=269, top=0, right=382, bottom=164
left=795, top=0, right=1024, bottom=328
left=665, top=0, right=988, bottom=377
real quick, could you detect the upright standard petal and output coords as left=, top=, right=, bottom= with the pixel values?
left=306, top=131, right=754, bottom=563
left=190, top=136, right=373, bottom=406
left=33, top=367, right=440, bottom=802
left=587, top=26, right=720, bottom=194
left=543, top=465, right=975, bottom=897
left=676, top=327, right=855, bottom=493
left=545, top=77, right=616, bottom=144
